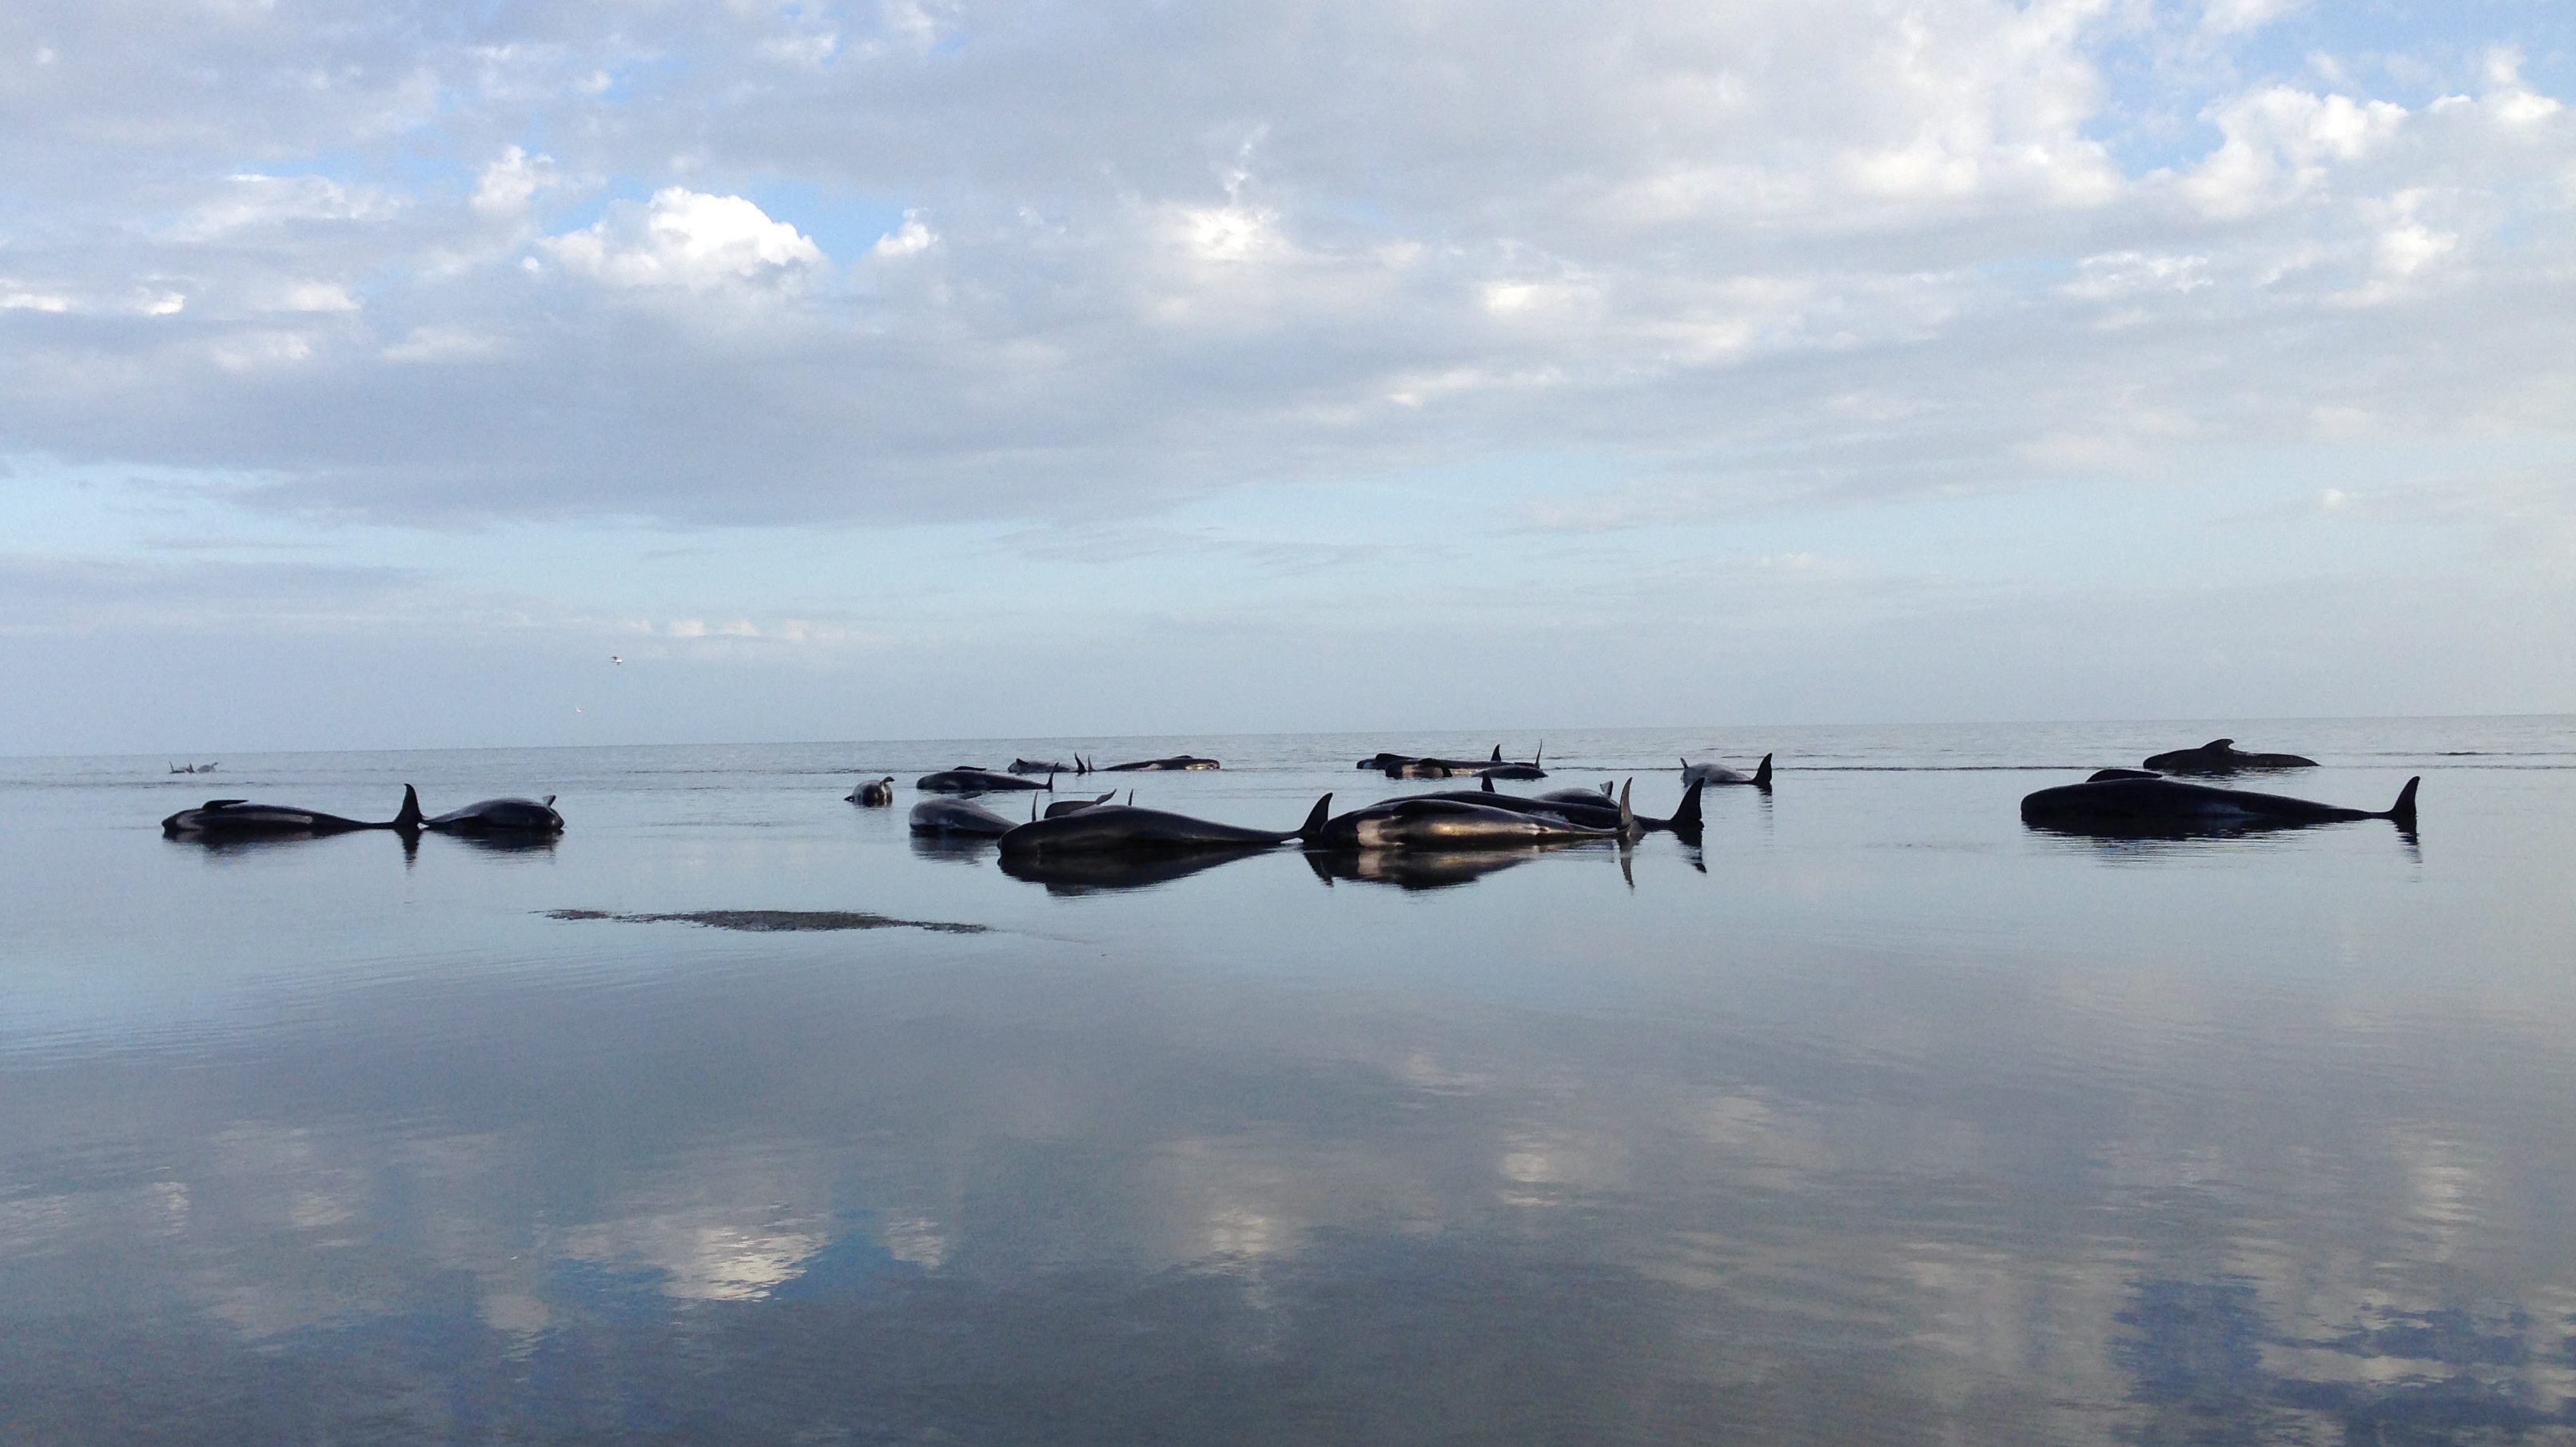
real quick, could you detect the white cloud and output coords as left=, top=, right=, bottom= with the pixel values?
left=868, top=209, right=936, bottom=259
left=542, top=188, right=825, bottom=290
left=470, top=145, right=555, bottom=218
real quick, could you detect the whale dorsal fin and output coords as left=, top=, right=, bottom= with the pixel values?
left=1482, top=776, right=1495, bottom=793
left=205, top=798, right=246, bottom=809
left=2206, top=738, right=2232, bottom=750
left=1491, top=745, right=1503, bottom=761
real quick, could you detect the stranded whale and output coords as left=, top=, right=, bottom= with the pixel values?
left=847, top=777, right=895, bottom=806
left=1042, top=790, right=1121, bottom=818
left=2140, top=738, right=2319, bottom=773
left=1309, top=791, right=1632, bottom=849
left=1097, top=755, right=1222, bottom=772
left=162, top=785, right=424, bottom=840
left=908, top=797, right=1019, bottom=836
left=422, top=794, right=564, bottom=835
left=915, top=767, right=1052, bottom=795
left=997, top=796, right=1332, bottom=857
left=2021, top=774, right=2418, bottom=837
left=1410, top=777, right=1702, bottom=840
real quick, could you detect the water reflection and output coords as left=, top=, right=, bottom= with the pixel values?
left=1302, top=845, right=1568, bottom=890
left=997, top=845, right=1276, bottom=894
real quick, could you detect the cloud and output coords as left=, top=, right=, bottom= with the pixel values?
left=541, top=188, right=826, bottom=290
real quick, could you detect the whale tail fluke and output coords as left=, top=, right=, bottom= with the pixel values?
left=1670, top=779, right=1704, bottom=835
left=2388, top=777, right=2420, bottom=829
left=1754, top=753, right=1774, bottom=789
left=394, top=784, right=423, bottom=833
left=1297, top=794, right=1333, bottom=843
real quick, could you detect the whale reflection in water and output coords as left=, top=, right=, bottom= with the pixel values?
left=998, top=845, right=1276, bottom=894
left=1304, top=843, right=1581, bottom=891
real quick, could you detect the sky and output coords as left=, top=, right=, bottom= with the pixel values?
left=3, top=0, right=2574, bottom=754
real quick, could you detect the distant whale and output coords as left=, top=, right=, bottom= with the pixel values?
left=1009, top=757, right=1079, bottom=776
left=2021, top=775, right=2418, bottom=837
left=163, top=785, right=424, bottom=840
left=847, top=777, right=895, bottom=806
left=1098, top=755, right=1221, bottom=772
left=423, top=794, right=564, bottom=835
left=1375, top=745, right=1543, bottom=779
left=2140, top=738, right=2319, bottom=774
left=915, top=766, right=1052, bottom=794
left=1681, top=753, right=1771, bottom=789
left=1309, top=792, right=1630, bottom=849
left=908, top=797, right=1019, bottom=836
left=997, top=797, right=1332, bottom=857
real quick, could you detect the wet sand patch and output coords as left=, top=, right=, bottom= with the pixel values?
left=543, top=908, right=989, bottom=934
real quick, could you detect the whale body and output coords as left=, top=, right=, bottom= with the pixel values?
left=2021, top=775, right=2418, bottom=837
left=162, top=785, right=424, bottom=840
left=1309, top=793, right=1629, bottom=849
left=1415, top=777, right=1702, bottom=839
left=908, top=797, right=1019, bottom=836
left=1042, top=790, right=1120, bottom=819
left=1097, top=755, right=1221, bottom=773
left=1681, top=753, right=1772, bottom=789
left=997, top=797, right=1332, bottom=857
left=915, top=767, right=1051, bottom=795
left=424, top=794, right=564, bottom=835
left=847, top=777, right=895, bottom=806
left=2140, top=738, right=2319, bottom=774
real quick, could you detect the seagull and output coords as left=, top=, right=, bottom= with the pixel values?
left=610, top=654, right=623, bottom=664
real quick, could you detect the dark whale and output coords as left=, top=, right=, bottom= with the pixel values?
left=1377, top=745, right=1544, bottom=779
left=1098, top=755, right=1221, bottom=772
left=996, top=797, right=1332, bottom=857
left=1309, top=791, right=1630, bottom=849
left=2021, top=775, right=2418, bottom=837
left=163, top=785, right=424, bottom=840
left=915, top=766, right=1051, bottom=794
left=2140, top=738, right=2319, bottom=773
left=1681, top=753, right=1772, bottom=789
left=1042, top=790, right=1120, bottom=819
left=847, top=776, right=895, bottom=806
left=423, top=794, right=564, bottom=835
left=908, top=797, right=1019, bottom=836
left=1009, top=757, right=1078, bottom=776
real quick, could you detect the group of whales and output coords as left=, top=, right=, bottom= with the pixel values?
left=161, top=785, right=565, bottom=841
left=2020, top=738, right=2419, bottom=836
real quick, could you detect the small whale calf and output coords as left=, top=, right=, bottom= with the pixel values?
left=1681, top=753, right=1772, bottom=789
left=916, top=766, right=1052, bottom=795
left=2140, top=738, right=2319, bottom=774
left=847, top=777, right=895, bottom=806
left=1098, top=755, right=1221, bottom=772
left=2021, top=774, right=2418, bottom=837
left=909, top=797, right=1018, bottom=837
left=164, top=785, right=424, bottom=840
left=423, top=794, right=564, bottom=836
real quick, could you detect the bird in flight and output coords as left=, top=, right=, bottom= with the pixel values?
left=610, top=654, right=623, bottom=664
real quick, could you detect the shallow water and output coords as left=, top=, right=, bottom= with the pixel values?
left=4, top=718, right=2574, bottom=1444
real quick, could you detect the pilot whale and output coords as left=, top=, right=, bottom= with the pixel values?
left=423, top=793, right=564, bottom=835
left=915, top=767, right=1051, bottom=794
left=997, top=796, right=1333, bottom=857
left=1009, top=757, right=1079, bottom=776
left=1098, top=755, right=1221, bottom=773
left=2021, top=774, right=2418, bottom=836
left=2140, top=738, right=2319, bottom=773
left=163, top=785, right=424, bottom=840
left=847, top=777, right=895, bottom=806
left=1681, top=753, right=1772, bottom=789
left=909, top=797, right=1018, bottom=836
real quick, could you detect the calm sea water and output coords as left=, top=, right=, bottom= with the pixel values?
left=4, top=718, right=2573, bottom=1445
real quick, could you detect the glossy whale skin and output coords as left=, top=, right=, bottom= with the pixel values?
left=2020, top=775, right=2417, bottom=837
